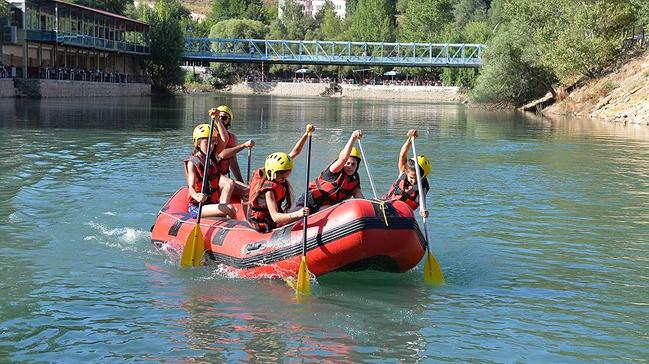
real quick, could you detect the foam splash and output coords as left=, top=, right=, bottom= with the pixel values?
left=86, top=221, right=149, bottom=252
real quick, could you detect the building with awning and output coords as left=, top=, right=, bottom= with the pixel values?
left=1, top=0, right=149, bottom=82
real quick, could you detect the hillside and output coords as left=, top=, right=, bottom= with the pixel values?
left=543, top=49, right=649, bottom=126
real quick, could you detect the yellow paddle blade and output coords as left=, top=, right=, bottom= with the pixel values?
left=296, top=256, right=311, bottom=296
left=180, top=224, right=204, bottom=267
left=423, top=251, right=445, bottom=286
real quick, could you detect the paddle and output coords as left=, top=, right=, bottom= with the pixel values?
left=180, top=118, right=216, bottom=267
left=410, top=137, right=445, bottom=285
left=356, top=140, right=378, bottom=199
left=296, top=128, right=313, bottom=296
left=246, top=147, right=252, bottom=184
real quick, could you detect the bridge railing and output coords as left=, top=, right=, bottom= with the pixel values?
left=183, top=38, right=485, bottom=67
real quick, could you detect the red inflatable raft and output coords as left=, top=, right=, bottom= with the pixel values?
left=151, top=187, right=426, bottom=278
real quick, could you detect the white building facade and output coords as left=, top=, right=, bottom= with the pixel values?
left=278, top=0, right=346, bottom=19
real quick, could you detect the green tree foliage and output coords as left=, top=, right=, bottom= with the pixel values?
left=630, top=0, right=649, bottom=25
left=71, top=0, right=132, bottom=15
left=208, top=0, right=273, bottom=24
left=0, top=0, right=11, bottom=18
left=398, top=0, right=453, bottom=42
left=471, top=29, right=555, bottom=105
left=348, top=0, right=394, bottom=41
left=210, top=18, right=268, bottom=38
left=314, top=2, right=345, bottom=40
left=453, top=0, right=488, bottom=28
left=209, top=19, right=268, bottom=84
left=141, top=0, right=186, bottom=92
left=270, top=0, right=314, bottom=40
left=504, top=0, right=635, bottom=82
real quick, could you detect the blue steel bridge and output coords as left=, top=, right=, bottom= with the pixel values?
left=183, top=38, right=485, bottom=68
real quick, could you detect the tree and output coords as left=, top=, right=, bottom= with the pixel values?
left=504, top=0, right=635, bottom=82
left=397, top=0, right=453, bottom=42
left=142, top=0, right=186, bottom=92
left=470, top=29, right=555, bottom=105
left=0, top=0, right=11, bottom=18
left=209, top=19, right=268, bottom=84
left=71, top=0, right=132, bottom=15
left=315, top=2, right=345, bottom=40
left=348, top=0, right=394, bottom=42
left=630, top=0, right=649, bottom=25
left=453, top=0, right=488, bottom=28
left=270, top=0, right=314, bottom=40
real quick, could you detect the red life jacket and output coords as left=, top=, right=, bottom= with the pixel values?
left=309, top=163, right=360, bottom=206
left=383, top=173, right=429, bottom=210
left=184, top=152, right=221, bottom=205
left=217, top=131, right=237, bottom=176
left=246, top=168, right=289, bottom=232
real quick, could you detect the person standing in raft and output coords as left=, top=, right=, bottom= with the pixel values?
left=185, top=123, right=237, bottom=219
left=247, top=125, right=314, bottom=232
left=209, top=105, right=255, bottom=199
left=382, top=129, right=431, bottom=218
left=293, top=130, right=364, bottom=212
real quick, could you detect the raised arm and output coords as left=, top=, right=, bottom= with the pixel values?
left=330, top=130, right=362, bottom=174
left=211, top=116, right=229, bottom=155
left=398, top=129, right=417, bottom=174
left=288, top=124, right=314, bottom=159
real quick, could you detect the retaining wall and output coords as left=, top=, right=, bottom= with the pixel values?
left=10, top=79, right=151, bottom=98
left=0, top=79, right=15, bottom=98
left=229, top=81, right=463, bottom=101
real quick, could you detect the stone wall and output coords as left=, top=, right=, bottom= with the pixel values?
left=230, top=82, right=329, bottom=96
left=10, top=79, right=151, bottom=98
left=341, top=84, right=463, bottom=102
left=0, top=79, right=15, bottom=98
left=229, top=81, right=463, bottom=101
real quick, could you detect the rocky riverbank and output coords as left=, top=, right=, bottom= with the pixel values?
left=542, top=49, right=649, bottom=126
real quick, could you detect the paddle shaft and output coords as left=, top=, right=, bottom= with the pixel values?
left=357, top=140, right=378, bottom=199
left=302, top=134, right=313, bottom=257
left=196, top=117, right=217, bottom=225
left=246, top=148, right=252, bottom=184
left=410, top=138, right=430, bottom=246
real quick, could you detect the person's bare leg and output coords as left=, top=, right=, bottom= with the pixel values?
left=201, top=203, right=236, bottom=219
left=219, top=175, right=235, bottom=204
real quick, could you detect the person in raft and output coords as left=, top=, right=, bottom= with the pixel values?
left=185, top=122, right=237, bottom=219
left=293, top=129, right=364, bottom=212
left=246, top=124, right=314, bottom=232
left=382, top=129, right=431, bottom=218
left=209, top=105, right=255, bottom=199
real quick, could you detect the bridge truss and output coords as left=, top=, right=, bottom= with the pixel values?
left=183, top=38, right=485, bottom=67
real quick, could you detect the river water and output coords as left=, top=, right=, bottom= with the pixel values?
left=1, top=94, right=648, bottom=362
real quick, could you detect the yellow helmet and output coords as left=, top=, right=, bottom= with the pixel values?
left=209, top=105, right=233, bottom=121
left=192, top=123, right=217, bottom=147
left=350, top=146, right=362, bottom=160
left=264, top=152, right=293, bottom=180
left=412, top=154, right=432, bottom=177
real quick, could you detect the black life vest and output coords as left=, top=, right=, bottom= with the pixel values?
left=246, top=168, right=289, bottom=232
left=184, top=152, right=221, bottom=205
left=309, top=163, right=361, bottom=206
left=383, top=173, right=429, bottom=210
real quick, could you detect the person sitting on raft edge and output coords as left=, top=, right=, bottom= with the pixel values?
left=292, top=129, right=364, bottom=213
left=185, top=122, right=237, bottom=219
left=246, top=124, right=314, bottom=232
left=208, top=105, right=255, bottom=199
left=382, top=129, right=431, bottom=218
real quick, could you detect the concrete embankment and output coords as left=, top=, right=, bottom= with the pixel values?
left=230, top=82, right=464, bottom=101
left=1, top=79, right=150, bottom=98
left=0, top=79, right=15, bottom=98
